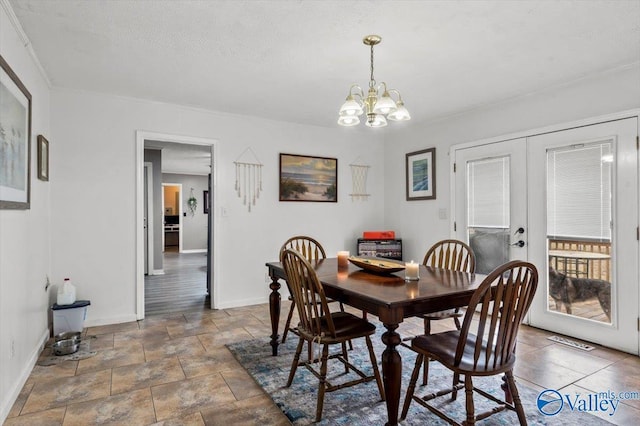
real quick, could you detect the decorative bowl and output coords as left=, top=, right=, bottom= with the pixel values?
left=52, top=339, right=79, bottom=356
left=348, top=256, right=406, bottom=274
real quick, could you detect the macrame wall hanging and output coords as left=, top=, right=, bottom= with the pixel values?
left=234, top=147, right=263, bottom=212
left=349, top=158, right=370, bottom=201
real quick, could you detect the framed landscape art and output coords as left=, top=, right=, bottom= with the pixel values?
left=279, top=153, right=337, bottom=202
left=406, top=147, right=436, bottom=201
left=0, top=54, right=32, bottom=209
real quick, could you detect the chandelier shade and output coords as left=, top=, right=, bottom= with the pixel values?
left=338, top=35, right=410, bottom=128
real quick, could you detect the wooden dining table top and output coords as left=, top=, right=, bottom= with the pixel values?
left=266, top=257, right=487, bottom=321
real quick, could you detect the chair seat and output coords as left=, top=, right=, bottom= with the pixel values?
left=412, top=330, right=516, bottom=375
left=297, top=312, right=376, bottom=343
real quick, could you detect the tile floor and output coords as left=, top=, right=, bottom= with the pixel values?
left=4, top=302, right=640, bottom=425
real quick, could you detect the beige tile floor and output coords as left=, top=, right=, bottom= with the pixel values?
left=4, top=302, right=640, bottom=425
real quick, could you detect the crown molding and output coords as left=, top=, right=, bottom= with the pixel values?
left=1, top=0, right=51, bottom=88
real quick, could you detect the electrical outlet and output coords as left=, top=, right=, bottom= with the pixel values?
left=10, top=339, right=15, bottom=359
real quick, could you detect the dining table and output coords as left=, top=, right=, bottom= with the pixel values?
left=265, top=257, right=488, bottom=426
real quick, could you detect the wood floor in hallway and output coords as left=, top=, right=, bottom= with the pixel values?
left=144, top=251, right=209, bottom=315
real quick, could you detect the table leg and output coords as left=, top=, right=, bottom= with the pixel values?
left=381, top=322, right=402, bottom=426
left=269, top=276, right=281, bottom=356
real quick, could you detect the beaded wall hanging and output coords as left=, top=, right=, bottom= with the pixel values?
left=234, top=147, right=263, bottom=212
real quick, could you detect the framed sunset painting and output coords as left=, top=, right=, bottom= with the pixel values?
left=279, top=153, right=337, bottom=202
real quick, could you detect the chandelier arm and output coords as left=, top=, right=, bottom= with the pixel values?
left=348, top=84, right=365, bottom=100
left=386, top=88, right=403, bottom=102
left=376, top=82, right=389, bottom=93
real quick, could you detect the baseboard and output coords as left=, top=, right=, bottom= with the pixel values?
left=0, top=328, right=49, bottom=424
left=150, top=269, right=165, bottom=275
left=83, top=313, right=138, bottom=328
left=180, top=249, right=207, bottom=254
left=215, top=296, right=268, bottom=310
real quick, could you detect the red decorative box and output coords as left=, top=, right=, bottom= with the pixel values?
left=362, top=231, right=396, bottom=240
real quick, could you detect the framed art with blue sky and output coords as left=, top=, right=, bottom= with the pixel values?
left=0, top=54, right=32, bottom=209
left=406, top=147, right=436, bottom=200
left=279, top=153, right=337, bottom=202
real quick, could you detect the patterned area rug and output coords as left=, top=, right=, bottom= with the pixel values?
left=228, top=330, right=613, bottom=425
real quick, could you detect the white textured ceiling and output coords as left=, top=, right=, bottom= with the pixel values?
left=8, top=0, right=640, bottom=129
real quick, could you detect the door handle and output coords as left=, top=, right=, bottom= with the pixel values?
left=514, top=227, right=525, bottom=235
left=511, top=240, right=525, bottom=248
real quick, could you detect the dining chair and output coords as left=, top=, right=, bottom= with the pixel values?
left=400, top=260, right=538, bottom=426
left=418, top=239, right=476, bottom=385
left=279, top=236, right=346, bottom=345
left=281, top=248, right=385, bottom=422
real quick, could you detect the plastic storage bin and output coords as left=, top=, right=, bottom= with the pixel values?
left=52, top=300, right=91, bottom=335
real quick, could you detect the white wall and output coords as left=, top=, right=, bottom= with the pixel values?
left=163, top=173, right=208, bottom=252
left=0, top=2, right=52, bottom=421
left=383, top=64, right=640, bottom=263
left=50, top=88, right=386, bottom=325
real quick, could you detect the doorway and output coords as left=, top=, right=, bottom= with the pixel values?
left=162, top=183, right=182, bottom=253
left=136, top=131, right=218, bottom=320
left=452, top=117, right=638, bottom=354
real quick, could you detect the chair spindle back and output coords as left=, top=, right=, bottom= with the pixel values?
left=280, top=236, right=326, bottom=262
left=281, top=248, right=336, bottom=339
left=423, top=239, right=476, bottom=273
left=456, top=260, right=538, bottom=371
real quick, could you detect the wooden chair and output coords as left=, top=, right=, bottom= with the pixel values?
left=401, top=260, right=538, bottom=426
left=418, top=239, right=476, bottom=385
left=281, top=248, right=385, bottom=422
left=279, top=236, right=345, bottom=345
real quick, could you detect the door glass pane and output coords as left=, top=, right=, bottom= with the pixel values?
left=546, top=141, right=612, bottom=323
left=467, top=156, right=510, bottom=274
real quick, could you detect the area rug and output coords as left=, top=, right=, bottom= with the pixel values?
left=227, top=330, right=613, bottom=425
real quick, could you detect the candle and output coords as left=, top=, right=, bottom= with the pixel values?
left=405, top=260, right=419, bottom=281
left=337, top=251, right=350, bottom=268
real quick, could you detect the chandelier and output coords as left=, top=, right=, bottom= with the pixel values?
left=338, top=35, right=410, bottom=128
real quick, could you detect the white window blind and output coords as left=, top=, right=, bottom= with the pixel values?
left=546, top=141, right=612, bottom=240
left=467, top=156, right=510, bottom=228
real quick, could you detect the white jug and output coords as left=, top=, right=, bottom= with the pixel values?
left=57, top=278, right=77, bottom=305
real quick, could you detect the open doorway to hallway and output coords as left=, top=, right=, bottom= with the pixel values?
left=136, top=131, right=217, bottom=319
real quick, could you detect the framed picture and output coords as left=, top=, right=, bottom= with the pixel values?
left=406, top=147, right=436, bottom=200
left=37, top=135, right=49, bottom=181
left=203, top=190, right=209, bottom=214
left=0, top=54, right=32, bottom=209
left=279, top=153, right=337, bottom=202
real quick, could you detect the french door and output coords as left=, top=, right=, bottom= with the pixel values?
left=527, top=118, right=638, bottom=354
left=453, top=118, right=638, bottom=354
left=453, top=138, right=528, bottom=275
